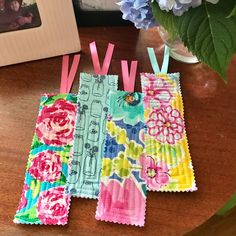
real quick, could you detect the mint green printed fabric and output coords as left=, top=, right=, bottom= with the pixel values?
left=66, top=73, right=118, bottom=198
left=14, top=94, right=77, bottom=225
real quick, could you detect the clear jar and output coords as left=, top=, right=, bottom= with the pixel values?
left=158, top=26, right=199, bottom=64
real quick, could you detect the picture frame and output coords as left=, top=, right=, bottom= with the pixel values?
left=72, top=0, right=131, bottom=26
left=0, top=0, right=81, bottom=67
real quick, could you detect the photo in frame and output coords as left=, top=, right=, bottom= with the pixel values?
left=0, top=0, right=81, bottom=67
left=0, top=0, right=41, bottom=34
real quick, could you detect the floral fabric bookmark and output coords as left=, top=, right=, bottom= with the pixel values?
left=141, top=47, right=197, bottom=192
left=96, top=61, right=147, bottom=226
left=66, top=42, right=118, bottom=198
left=14, top=55, right=80, bottom=225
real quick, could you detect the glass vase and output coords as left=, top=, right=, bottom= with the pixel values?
left=158, top=26, right=199, bottom=64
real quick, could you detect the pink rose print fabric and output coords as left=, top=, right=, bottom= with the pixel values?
left=28, top=150, right=62, bottom=182
left=37, top=186, right=70, bottom=225
left=14, top=94, right=77, bottom=225
left=36, top=99, right=76, bottom=146
left=141, top=73, right=197, bottom=192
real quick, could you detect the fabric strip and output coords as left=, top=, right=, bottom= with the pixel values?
left=96, top=91, right=147, bottom=226
left=141, top=72, right=197, bottom=192
left=66, top=73, right=118, bottom=198
left=14, top=94, right=77, bottom=224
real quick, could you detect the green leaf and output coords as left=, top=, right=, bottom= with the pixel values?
left=151, top=1, right=178, bottom=40
left=125, top=140, right=143, bottom=160
left=31, top=134, right=43, bottom=150
left=113, top=152, right=131, bottom=178
left=145, top=137, right=162, bottom=156
left=161, top=182, right=177, bottom=191
left=177, top=0, right=236, bottom=81
left=66, top=93, right=77, bottom=104
left=60, top=146, right=71, bottom=163
left=30, top=179, right=41, bottom=199
left=227, top=5, right=236, bottom=18
left=56, top=172, right=67, bottom=185
left=101, top=158, right=112, bottom=177
left=217, top=192, right=236, bottom=216
left=42, top=94, right=66, bottom=106
left=14, top=205, right=40, bottom=224
left=116, top=129, right=127, bottom=145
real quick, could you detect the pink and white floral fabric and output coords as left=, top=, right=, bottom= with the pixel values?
left=142, top=73, right=173, bottom=108
left=36, top=99, right=76, bottom=146
left=147, top=105, right=185, bottom=145
left=37, top=186, right=70, bottom=225
left=14, top=94, right=77, bottom=225
left=140, top=155, right=170, bottom=190
left=28, top=150, right=62, bottom=182
left=141, top=73, right=197, bottom=192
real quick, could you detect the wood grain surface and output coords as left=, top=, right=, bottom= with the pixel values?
left=0, top=26, right=236, bottom=236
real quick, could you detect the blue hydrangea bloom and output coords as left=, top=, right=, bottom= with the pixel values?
left=156, top=0, right=219, bottom=16
left=117, top=0, right=158, bottom=29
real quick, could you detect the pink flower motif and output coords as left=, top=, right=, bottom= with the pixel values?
left=17, top=184, right=29, bottom=211
left=142, top=73, right=172, bottom=108
left=28, top=150, right=62, bottom=182
left=140, top=155, right=169, bottom=190
left=36, top=99, right=76, bottom=146
left=37, top=186, right=70, bottom=225
left=96, top=179, right=146, bottom=226
left=147, top=105, right=184, bottom=144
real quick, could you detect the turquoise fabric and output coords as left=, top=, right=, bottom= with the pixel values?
left=109, top=91, right=144, bottom=125
left=66, top=72, right=118, bottom=198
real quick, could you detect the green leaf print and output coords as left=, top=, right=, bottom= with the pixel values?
left=14, top=205, right=40, bottom=224
left=113, top=152, right=131, bottom=177
left=30, top=179, right=41, bottom=199
left=31, top=134, right=43, bottom=150
left=107, top=121, right=128, bottom=145
left=56, top=172, right=67, bottom=185
left=42, top=94, right=66, bottom=106
left=161, top=182, right=177, bottom=191
left=145, top=137, right=162, bottom=156
left=60, top=146, right=71, bottom=164
left=116, top=129, right=127, bottom=145
left=66, top=94, right=77, bottom=104
left=26, top=154, right=35, bottom=170
left=159, top=144, right=184, bottom=168
left=101, top=158, right=112, bottom=177
left=125, top=141, right=143, bottom=161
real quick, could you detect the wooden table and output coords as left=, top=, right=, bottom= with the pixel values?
left=0, top=27, right=236, bottom=236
